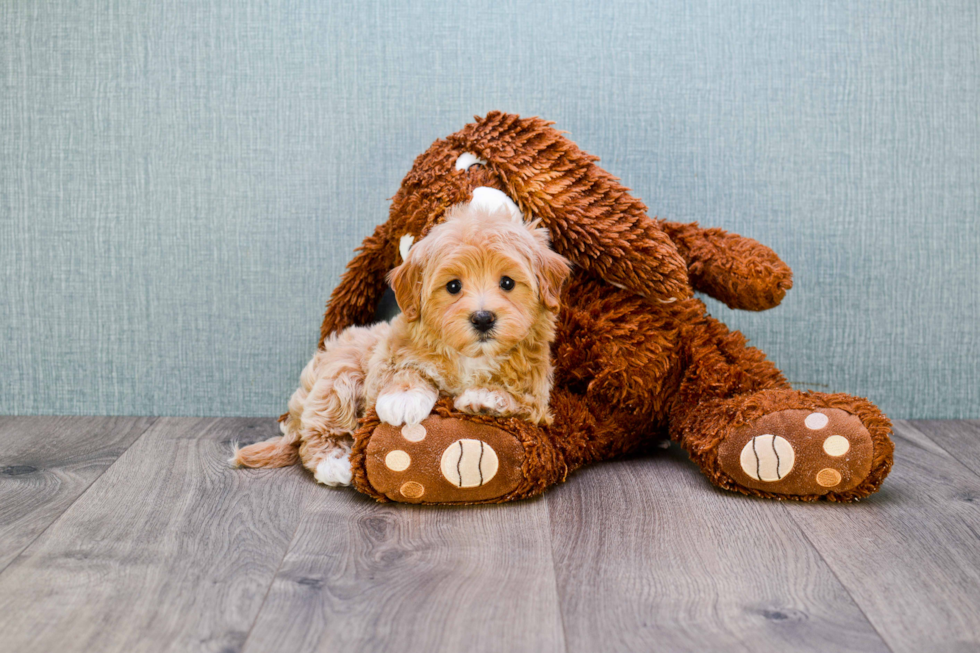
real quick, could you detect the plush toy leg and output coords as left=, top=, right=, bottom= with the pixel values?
left=350, top=400, right=559, bottom=504
left=349, top=390, right=648, bottom=505
left=675, top=389, right=894, bottom=500
left=669, top=318, right=894, bottom=501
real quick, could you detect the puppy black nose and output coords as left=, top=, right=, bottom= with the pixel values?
left=470, top=310, right=496, bottom=333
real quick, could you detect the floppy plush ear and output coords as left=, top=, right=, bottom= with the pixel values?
left=320, top=222, right=399, bottom=347
left=386, top=254, right=424, bottom=322
left=449, top=112, right=692, bottom=303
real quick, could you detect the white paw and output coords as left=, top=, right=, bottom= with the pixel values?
left=454, top=388, right=516, bottom=416
left=314, top=456, right=353, bottom=487
left=375, top=388, right=437, bottom=426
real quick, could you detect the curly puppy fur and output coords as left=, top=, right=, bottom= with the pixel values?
left=232, top=202, right=570, bottom=484
left=325, top=111, right=893, bottom=504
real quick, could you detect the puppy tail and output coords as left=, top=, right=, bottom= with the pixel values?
left=229, top=412, right=301, bottom=469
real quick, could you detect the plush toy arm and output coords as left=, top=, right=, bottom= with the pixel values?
left=657, top=220, right=793, bottom=311
left=541, top=212, right=693, bottom=303
left=319, top=222, right=398, bottom=347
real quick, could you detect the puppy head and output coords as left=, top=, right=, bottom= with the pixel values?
left=387, top=202, right=571, bottom=357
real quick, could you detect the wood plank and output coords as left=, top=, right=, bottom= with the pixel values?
left=0, top=416, right=156, bottom=572
left=242, top=490, right=566, bottom=653
left=547, top=445, right=889, bottom=653
left=909, top=420, right=980, bottom=477
left=0, top=417, right=317, bottom=653
left=783, top=420, right=980, bottom=653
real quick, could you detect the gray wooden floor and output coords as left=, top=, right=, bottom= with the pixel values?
left=0, top=418, right=978, bottom=653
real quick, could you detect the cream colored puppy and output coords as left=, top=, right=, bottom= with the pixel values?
left=232, top=199, right=571, bottom=486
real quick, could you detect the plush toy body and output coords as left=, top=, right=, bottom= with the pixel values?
left=321, top=112, right=893, bottom=505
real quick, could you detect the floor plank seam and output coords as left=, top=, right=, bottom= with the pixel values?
left=543, top=496, right=571, bottom=653
left=237, top=494, right=309, bottom=653
left=902, top=421, right=980, bottom=484
left=0, top=417, right=160, bottom=578
left=781, top=504, right=896, bottom=653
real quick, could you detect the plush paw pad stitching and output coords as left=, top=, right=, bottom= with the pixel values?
left=739, top=434, right=795, bottom=481
left=440, top=439, right=499, bottom=488
left=718, top=408, right=874, bottom=496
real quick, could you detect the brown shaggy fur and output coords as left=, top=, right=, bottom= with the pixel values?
left=326, top=111, right=893, bottom=503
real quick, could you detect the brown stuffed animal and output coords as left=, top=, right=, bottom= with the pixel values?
left=320, top=111, right=893, bottom=505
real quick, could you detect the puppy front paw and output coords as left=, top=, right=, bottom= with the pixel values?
left=314, top=456, right=352, bottom=487
left=454, top=388, right=520, bottom=417
left=376, top=388, right=438, bottom=426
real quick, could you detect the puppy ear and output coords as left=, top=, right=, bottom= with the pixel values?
left=535, top=246, right=572, bottom=312
left=387, top=256, right=423, bottom=322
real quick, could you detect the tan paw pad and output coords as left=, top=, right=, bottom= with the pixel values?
left=385, top=450, right=411, bottom=471
left=739, top=434, right=795, bottom=481
left=401, top=423, right=426, bottom=442
left=822, top=435, right=850, bottom=456
left=440, top=439, right=499, bottom=488
left=816, top=468, right=842, bottom=487
left=400, top=481, right=425, bottom=499
left=804, top=412, right=829, bottom=430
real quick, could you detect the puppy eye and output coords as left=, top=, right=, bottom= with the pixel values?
left=454, top=152, right=486, bottom=172
left=499, top=276, right=515, bottom=291
left=446, top=279, right=462, bottom=295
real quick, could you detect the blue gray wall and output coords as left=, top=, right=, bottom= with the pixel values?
left=2, top=0, right=978, bottom=418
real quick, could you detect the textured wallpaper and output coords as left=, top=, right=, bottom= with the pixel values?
left=1, top=0, right=978, bottom=418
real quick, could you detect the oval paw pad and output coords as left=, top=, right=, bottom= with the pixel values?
left=816, top=468, right=842, bottom=487
left=401, top=424, right=426, bottom=442
left=440, top=439, right=499, bottom=488
left=385, top=450, right=411, bottom=471
left=739, top=435, right=795, bottom=481
left=822, top=435, right=850, bottom=456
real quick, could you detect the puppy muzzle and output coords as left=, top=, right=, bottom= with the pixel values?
left=470, top=310, right=496, bottom=335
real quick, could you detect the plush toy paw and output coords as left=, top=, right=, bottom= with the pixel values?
left=359, top=415, right=527, bottom=504
left=453, top=388, right=520, bottom=417
left=716, top=408, right=875, bottom=496
left=375, top=387, right=438, bottom=426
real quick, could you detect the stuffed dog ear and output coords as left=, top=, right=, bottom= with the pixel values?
left=320, top=222, right=398, bottom=347
left=386, top=253, right=424, bottom=322
left=450, top=112, right=692, bottom=304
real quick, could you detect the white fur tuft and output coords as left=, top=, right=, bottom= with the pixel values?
left=228, top=440, right=243, bottom=467
left=376, top=388, right=437, bottom=426
left=455, top=388, right=511, bottom=414
left=398, top=234, right=414, bottom=261
left=454, top=152, right=487, bottom=171
left=469, top=186, right=523, bottom=223
left=314, top=456, right=353, bottom=487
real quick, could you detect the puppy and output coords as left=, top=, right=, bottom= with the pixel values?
left=232, top=201, right=571, bottom=486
